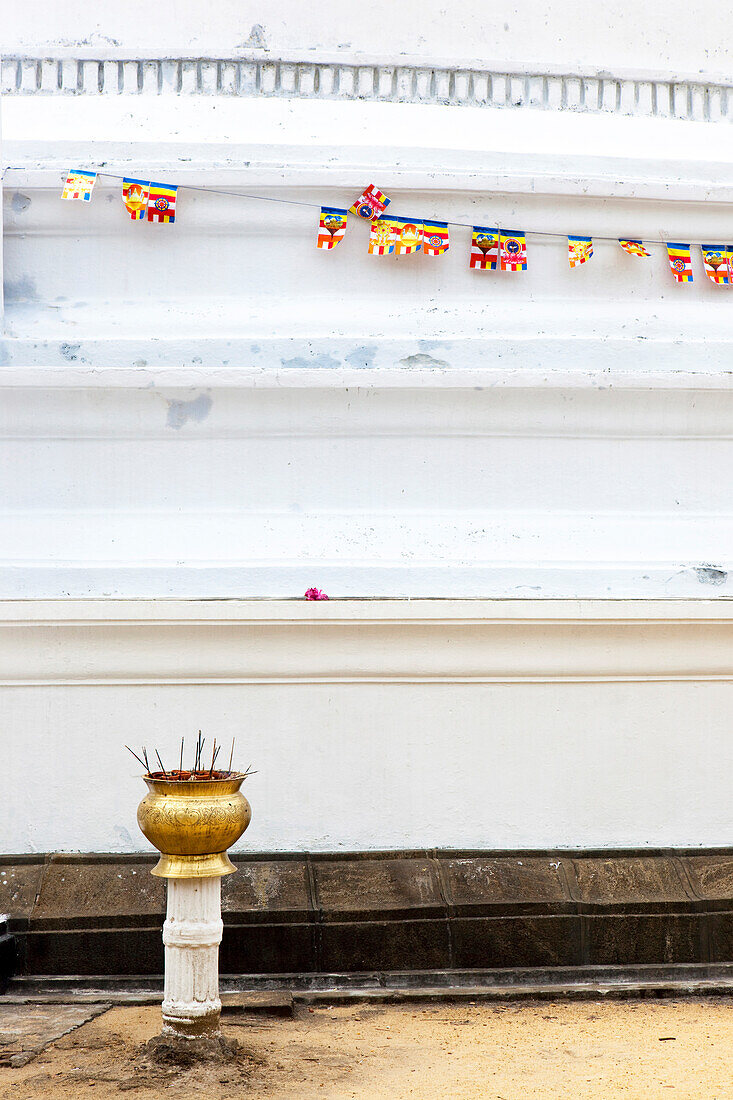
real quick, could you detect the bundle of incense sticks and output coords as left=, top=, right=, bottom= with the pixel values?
left=126, top=731, right=256, bottom=781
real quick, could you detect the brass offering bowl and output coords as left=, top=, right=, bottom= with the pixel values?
left=137, top=772, right=251, bottom=879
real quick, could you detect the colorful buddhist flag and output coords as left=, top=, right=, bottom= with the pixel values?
left=317, top=206, right=348, bottom=249
left=469, top=227, right=499, bottom=270
left=367, top=218, right=397, bottom=255
left=122, top=177, right=150, bottom=221
left=422, top=220, right=450, bottom=256
left=61, top=170, right=96, bottom=202
left=147, top=183, right=177, bottom=224
left=392, top=217, right=423, bottom=255
left=666, top=242, right=693, bottom=283
left=619, top=239, right=650, bottom=257
left=701, top=245, right=731, bottom=285
left=568, top=235, right=593, bottom=267
left=350, top=185, right=390, bottom=221
left=500, top=231, right=527, bottom=272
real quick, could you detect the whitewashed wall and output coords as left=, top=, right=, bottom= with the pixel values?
left=2, top=4, right=733, bottom=853
left=4, top=0, right=732, bottom=81
left=3, top=112, right=733, bottom=599
left=3, top=599, right=733, bottom=854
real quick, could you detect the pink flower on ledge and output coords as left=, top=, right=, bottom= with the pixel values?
left=304, top=587, right=329, bottom=601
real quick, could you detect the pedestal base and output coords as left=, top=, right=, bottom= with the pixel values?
left=162, top=877, right=223, bottom=1038
left=144, top=1032, right=240, bottom=1066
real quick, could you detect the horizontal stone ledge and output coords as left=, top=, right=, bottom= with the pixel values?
left=11, top=965, right=733, bottom=1003
left=6, top=336, right=733, bottom=374
left=0, top=566, right=732, bottom=604
left=2, top=598, right=733, bottom=624
left=6, top=850, right=733, bottom=922
left=9, top=159, right=733, bottom=203
left=5, top=377, right=733, bottom=438
left=2, top=602, right=733, bottom=681
left=2, top=366, right=733, bottom=392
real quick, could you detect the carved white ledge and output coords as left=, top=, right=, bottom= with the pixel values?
left=1, top=599, right=733, bottom=684
left=2, top=55, right=731, bottom=123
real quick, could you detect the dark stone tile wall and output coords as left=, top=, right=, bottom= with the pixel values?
left=313, top=859, right=446, bottom=922
left=3, top=850, right=733, bottom=978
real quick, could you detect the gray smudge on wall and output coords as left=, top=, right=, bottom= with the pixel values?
left=398, top=352, right=450, bottom=369
left=4, top=276, right=37, bottom=301
left=345, top=345, right=377, bottom=369
left=694, top=564, right=728, bottom=586
left=239, top=23, right=268, bottom=49
left=166, top=393, right=213, bottom=429
left=11, top=193, right=31, bottom=214
left=281, top=354, right=341, bottom=370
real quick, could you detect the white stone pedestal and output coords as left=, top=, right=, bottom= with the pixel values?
left=161, top=877, right=223, bottom=1037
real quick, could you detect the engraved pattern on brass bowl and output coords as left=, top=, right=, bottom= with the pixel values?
left=137, top=775, right=251, bottom=879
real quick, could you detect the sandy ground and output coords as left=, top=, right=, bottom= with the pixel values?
left=1, top=998, right=732, bottom=1099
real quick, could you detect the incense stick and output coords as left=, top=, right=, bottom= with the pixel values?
left=125, top=745, right=147, bottom=768
left=208, top=740, right=222, bottom=777
left=129, top=733, right=253, bottom=781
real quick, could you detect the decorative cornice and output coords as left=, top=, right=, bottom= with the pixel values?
left=1, top=599, right=733, bottom=684
left=2, top=56, right=731, bottom=123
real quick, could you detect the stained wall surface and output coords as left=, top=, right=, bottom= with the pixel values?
left=3, top=0, right=732, bottom=78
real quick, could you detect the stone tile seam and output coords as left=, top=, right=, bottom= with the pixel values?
left=672, top=855, right=704, bottom=902
left=673, top=855, right=713, bottom=963
left=557, top=858, right=587, bottom=964
left=432, top=857, right=455, bottom=969
left=304, top=854, right=322, bottom=975
left=28, top=855, right=50, bottom=930
left=1, top=57, right=731, bottom=122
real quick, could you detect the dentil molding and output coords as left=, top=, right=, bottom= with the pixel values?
left=2, top=55, right=731, bottom=124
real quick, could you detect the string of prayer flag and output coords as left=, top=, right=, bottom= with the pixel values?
left=666, top=242, right=693, bottom=283
left=500, top=231, right=528, bottom=272
left=147, top=184, right=177, bottom=224
left=350, top=185, right=390, bottom=221
left=422, top=220, right=450, bottom=256
left=469, top=227, right=499, bottom=270
left=60, top=168, right=733, bottom=289
left=123, top=178, right=150, bottom=221
left=568, top=235, right=593, bottom=267
left=317, top=206, right=348, bottom=249
left=619, top=239, right=650, bottom=257
left=61, top=170, right=96, bottom=202
left=701, top=245, right=731, bottom=285
left=392, top=217, right=423, bottom=255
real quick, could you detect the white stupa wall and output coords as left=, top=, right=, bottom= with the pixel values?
left=2, top=2, right=732, bottom=854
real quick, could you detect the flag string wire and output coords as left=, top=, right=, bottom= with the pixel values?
left=4, top=166, right=727, bottom=249
left=90, top=171, right=671, bottom=245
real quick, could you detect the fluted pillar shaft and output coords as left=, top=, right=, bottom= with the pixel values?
left=162, top=877, right=223, bottom=1036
